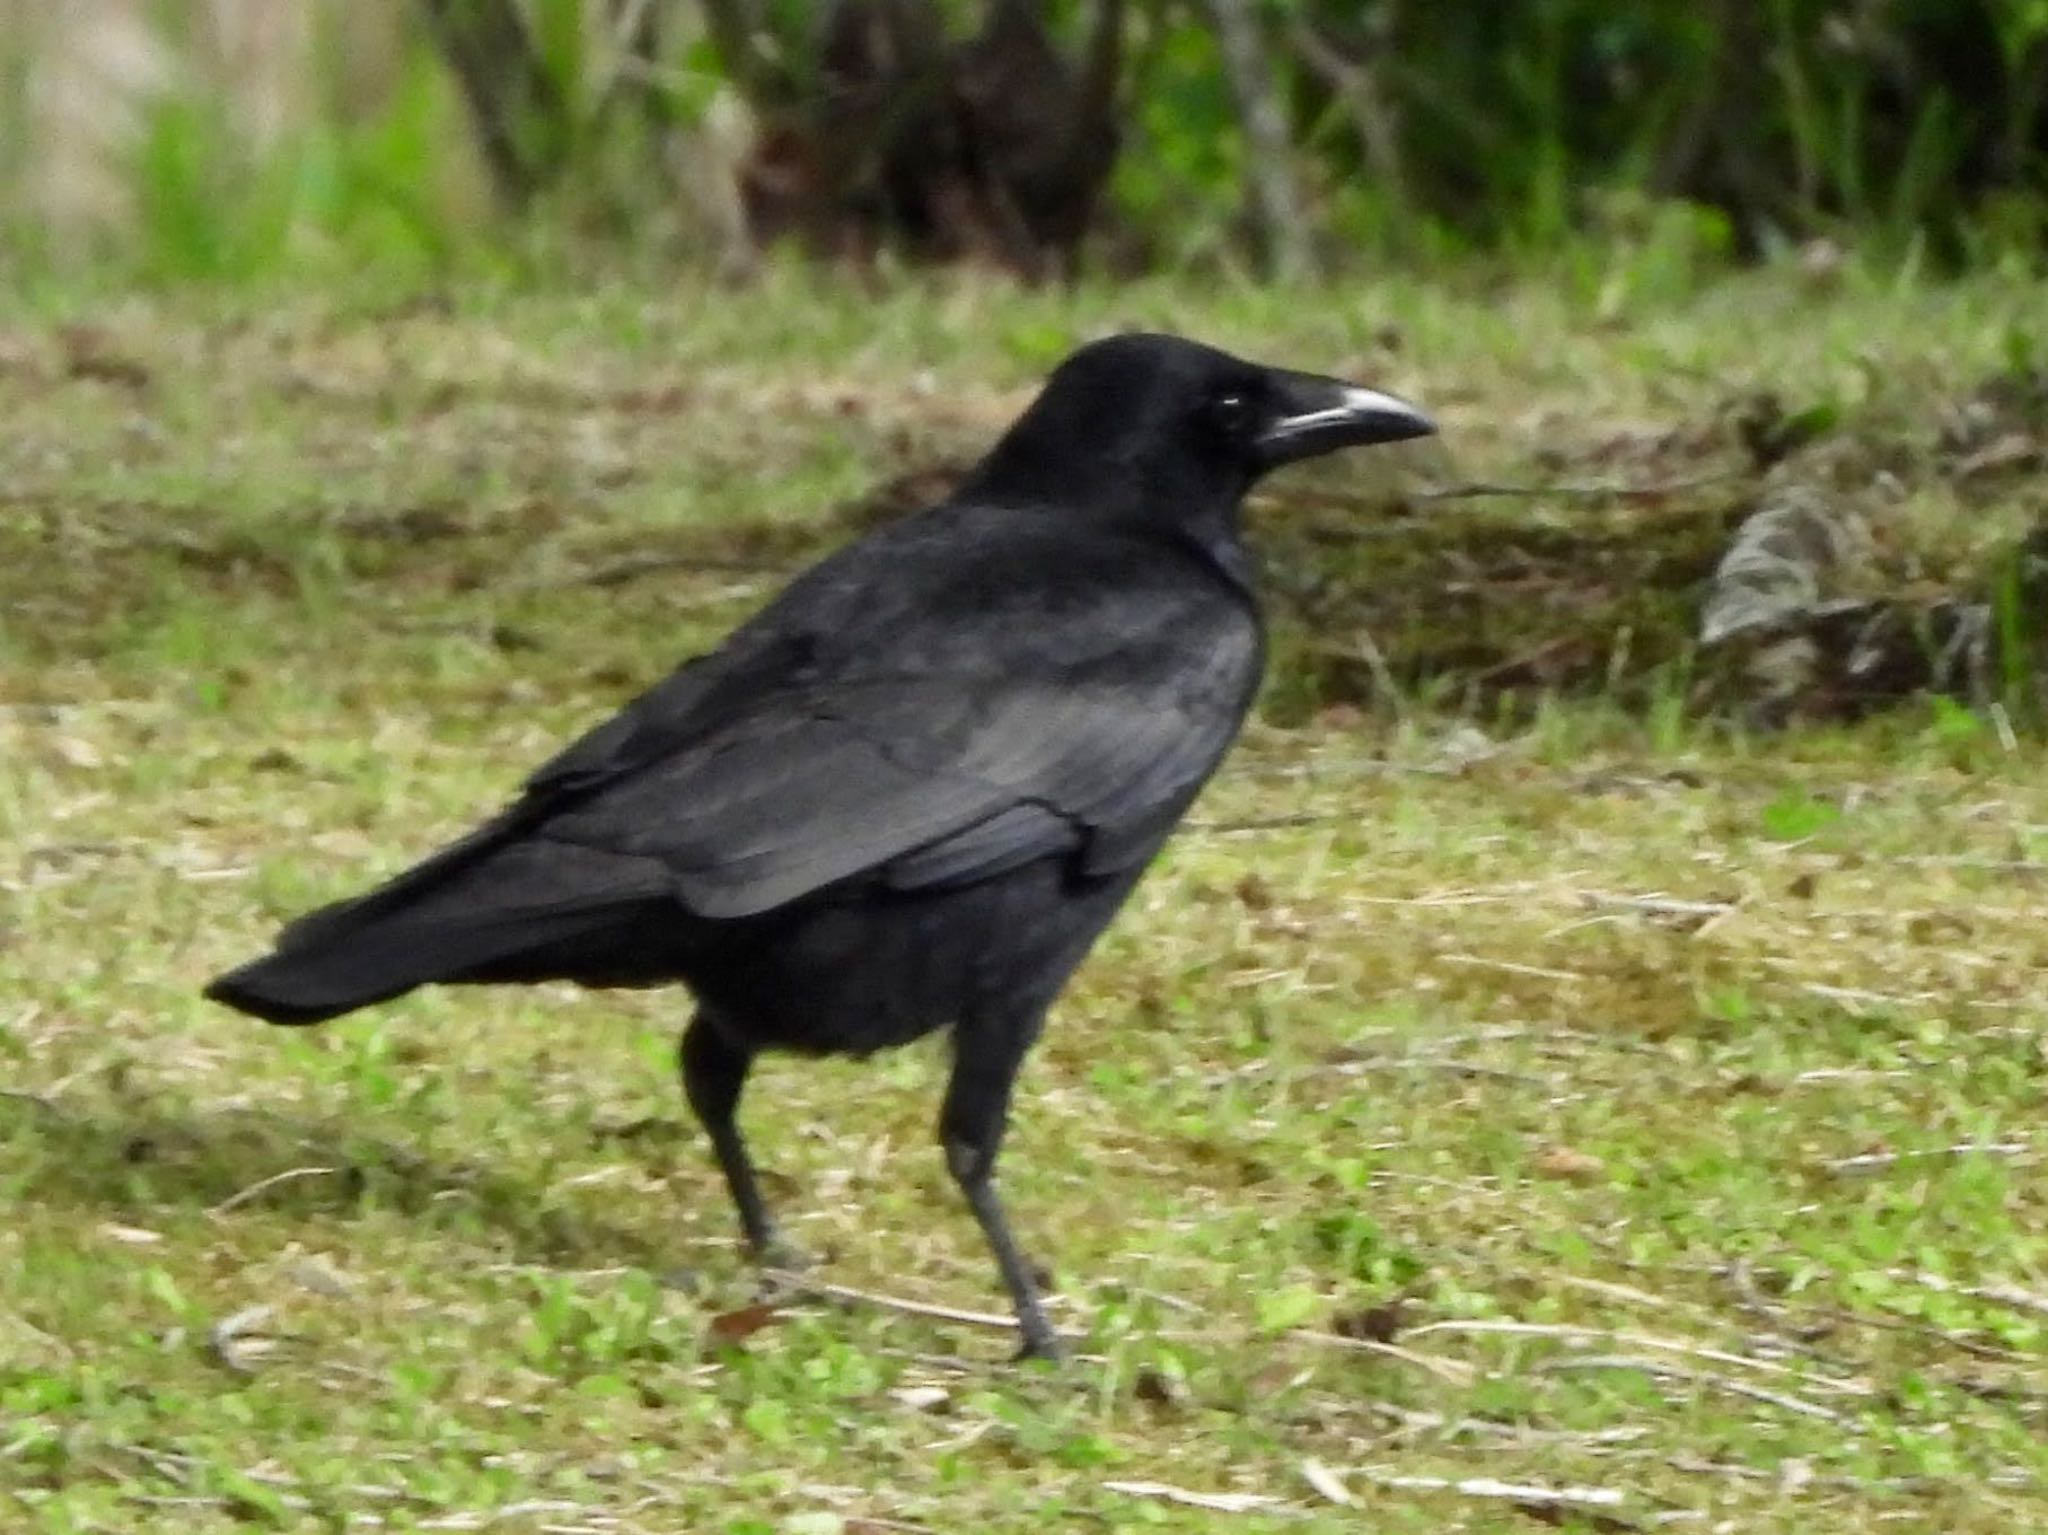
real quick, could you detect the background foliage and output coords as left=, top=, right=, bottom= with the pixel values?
left=2, top=0, right=2045, bottom=287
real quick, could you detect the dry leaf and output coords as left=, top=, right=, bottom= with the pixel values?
left=1953, top=432, right=2042, bottom=481
left=707, top=1303, right=784, bottom=1344
left=287, top=1257, right=355, bottom=1298
left=1333, top=1299, right=1407, bottom=1343
left=1700, top=488, right=1859, bottom=647
left=1133, top=1366, right=1188, bottom=1408
left=208, top=1304, right=279, bottom=1376
left=53, top=735, right=104, bottom=770
left=1533, top=1145, right=1606, bottom=1181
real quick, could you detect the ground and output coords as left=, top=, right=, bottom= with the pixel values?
left=2, top=268, right=2045, bottom=1533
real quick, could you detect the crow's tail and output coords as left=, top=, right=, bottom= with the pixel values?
left=204, top=834, right=674, bottom=1025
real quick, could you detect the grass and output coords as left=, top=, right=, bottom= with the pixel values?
left=3, top=264, right=2047, bottom=1532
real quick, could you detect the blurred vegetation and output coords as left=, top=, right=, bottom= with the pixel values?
left=0, top=0, right=2045, bottom=289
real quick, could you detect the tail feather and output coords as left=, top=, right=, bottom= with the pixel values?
left=205, top=837, right=674, bottom=1025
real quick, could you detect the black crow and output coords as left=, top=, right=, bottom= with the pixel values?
left=206, top=334, right=1433, bottom=1358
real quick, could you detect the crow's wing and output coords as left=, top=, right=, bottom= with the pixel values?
left=537, top=633, right=1257, bottom=920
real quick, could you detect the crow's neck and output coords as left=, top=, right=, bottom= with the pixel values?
left=968, top=454, right=1258, bottom=599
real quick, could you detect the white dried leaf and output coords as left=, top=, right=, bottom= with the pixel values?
left=1700, top=488, right=1859, bottom=647
left=1301, top=1458, right=1354, bottom=1505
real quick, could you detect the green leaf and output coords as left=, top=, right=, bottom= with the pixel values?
left=742, top=1396, right=792, bottom=1446
left=1257, top=1284, right=1320, bottom=1333
left=1761, top=790, right=1839, bottom=842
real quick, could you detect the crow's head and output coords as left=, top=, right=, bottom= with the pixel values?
left=968, top=332, right=1435, bottom=525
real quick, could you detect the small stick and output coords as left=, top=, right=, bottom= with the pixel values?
left=1414, top=472, right=1742, bottom=504
left=1293, top=1330, right=1476, bottom=1384
left=1351, top=1468, right=1630, bottom=1510
left=1401, top=1318, right=1874, bottom=1393
left=1534, top=1354, right=1843, bottom=1421
left=1324, top=1057, right=1548, bottom=1087
left=1439, top=953, right=1585, bottom=984
left=209, top=1165, right=341, bottom=1217
left=1890, top=1269, right=2048, bottom=1319
left=1102, top=1481, right=1287, bottom=1515
left=786, top=1277, right=1075, bottom=1341
left=1579, top=891, right=1738, bottom=919
left=0, top=1088, right=61, bottom=1116
left=1826, top=1144, right=2028, bottom=1174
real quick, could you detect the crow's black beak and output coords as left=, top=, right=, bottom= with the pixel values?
left=1254, top=370, right=1436, bottom=470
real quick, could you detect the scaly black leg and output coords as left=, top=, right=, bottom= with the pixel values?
left=680, top=1013, right=804, bottom=1268
left=941, top=1015, right=1062, bottom=1361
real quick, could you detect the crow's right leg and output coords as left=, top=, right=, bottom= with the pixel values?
left=942, top=1007, right=1062, bottom=1361
left=680, top=1013, right=805, bottom=1269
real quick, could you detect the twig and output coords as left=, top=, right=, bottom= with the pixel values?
left=1368, top=1168, right=1506, bottom=1197
left=515, top=551, right=788, bottom=590
left=1292, top=1330, right=1476, bottom=1384
left=1352, top=626, right=1406, bottom=717
left=1103, top=1480, right=1289, bottom=1516
left=1803, top=1303, right=2027, bottom=1362
left=1350, top=1468, right=1631, bottom=1511
left=1579, top=891, right=1738, bottom=919
left=1878, top=853, right=2048, bottom=873
left=1825, top=1143, right=2029, bottom=1174
left=1325, top=1057, right=1548, bottom=1087
left=1656, top=1452, right=1957, bottom=1499
left=1186, top=810, right=1380, bottom=835
left=1413, top=473, right=1742, bottom=504
left=788, top=1277, right=1076, bottom=1342
left=1361, top=1400, right=1649, bottom=1446
left=1400, top=1319, right=1872, bottom=1393
left=1799, top=981, right=1934, bottom=1012
left=1342, top=886, right=1539, bottom=908
left=209, top=1165, right=341, bottom=1217
left=1791, top=1068, right=1911, bottom=1084
left=1551, top=1273, right=1713, bottom=1319
left=1438, top=953, right=1585, bottom=984
left=0, top=1306, right=74, bottom=1361
left=1890, top=1269, right=2048, bottom=1320
left=417, top=1502, right=593, bottom=1530
left=1533, top=1354, right=1843, bottom=1421
left=1287, top=20, right=1405, bottom=204
left=591, top=0, right=660, bottom=114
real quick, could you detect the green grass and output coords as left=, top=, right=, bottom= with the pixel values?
left=3, top=267, right=2046, bottom=1532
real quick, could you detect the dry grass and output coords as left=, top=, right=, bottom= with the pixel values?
left=3, top=268, right=2046, bottom=1532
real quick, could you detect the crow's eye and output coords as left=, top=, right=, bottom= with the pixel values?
left=1205, top=391, right=1256, bottom=443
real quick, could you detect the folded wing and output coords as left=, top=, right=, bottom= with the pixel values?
left=542, top=655, right=1252, bottom=918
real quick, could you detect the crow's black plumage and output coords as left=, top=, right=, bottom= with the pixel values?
left=206, top=333, right=1434, bottom=1358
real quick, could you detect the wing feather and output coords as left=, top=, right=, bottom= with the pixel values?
left=516, top=515, right=1261, bottom=918
left=543, top=667, right=1247, bottom=918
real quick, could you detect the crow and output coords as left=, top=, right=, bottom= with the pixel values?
left=206, top=333, right=1434, bottom=1359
